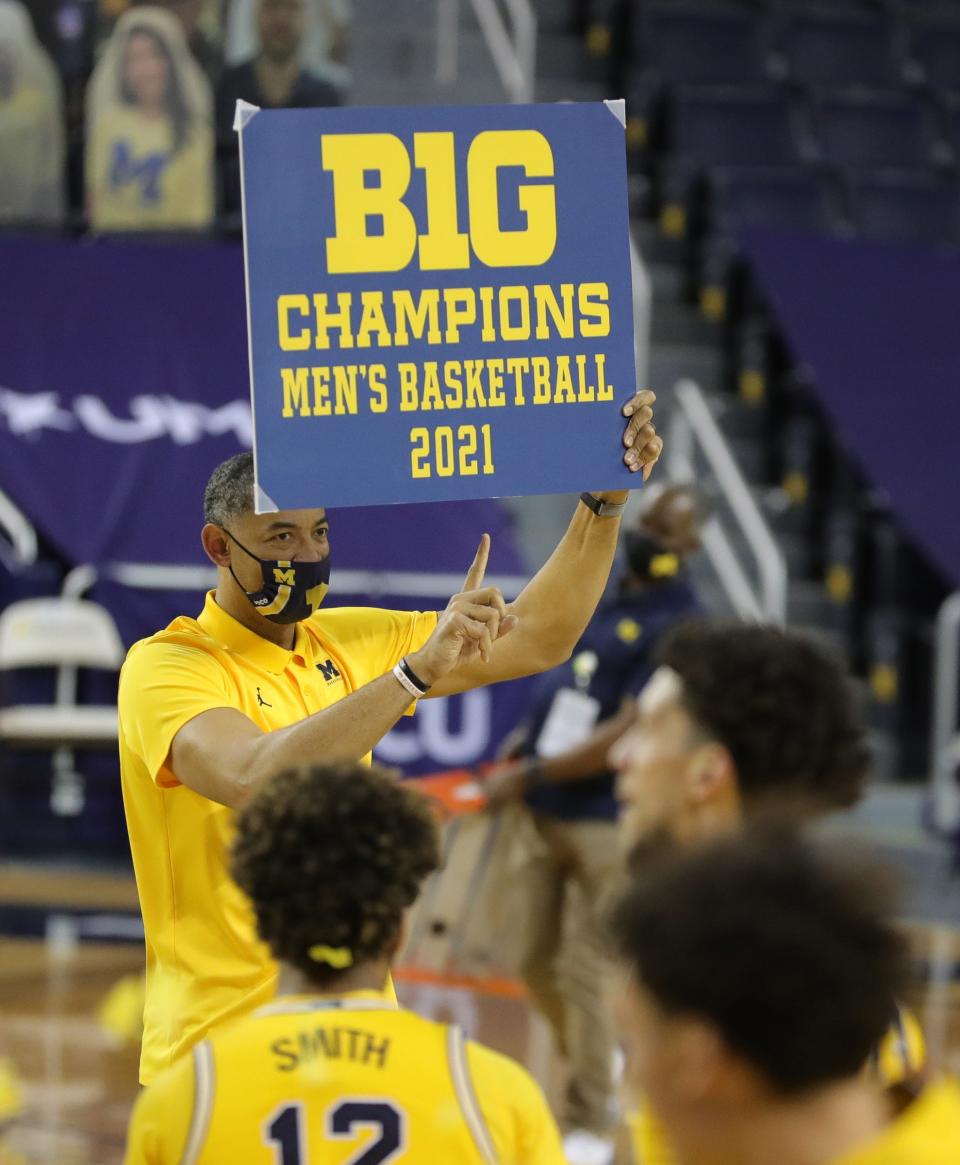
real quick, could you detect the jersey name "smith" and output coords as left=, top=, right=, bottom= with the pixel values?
left=271, top=1026, right=391, bottom=1072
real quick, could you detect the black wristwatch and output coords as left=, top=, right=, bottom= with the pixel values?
left=580, top=491, right=628, bottom=518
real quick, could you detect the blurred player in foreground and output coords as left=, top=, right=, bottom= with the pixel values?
left=608, top=621, right=926, bottom=1165
left=124, top=762, right=565, bottom=1164
left=609, top=827, right=960, bottom=1165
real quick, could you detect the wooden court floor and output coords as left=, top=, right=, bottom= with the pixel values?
left=0, top=867, right=958, bottom=1165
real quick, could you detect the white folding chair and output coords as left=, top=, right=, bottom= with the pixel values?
left=0, top=597, right=125, bottom=814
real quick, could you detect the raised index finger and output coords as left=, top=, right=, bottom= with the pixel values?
left=463, top=533, right=490, bottom=593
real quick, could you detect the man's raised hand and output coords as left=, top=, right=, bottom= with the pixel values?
left=407, top=534, right=519, bottom=685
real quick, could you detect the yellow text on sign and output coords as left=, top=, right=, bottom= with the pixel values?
left=321, top=131, right=557, bottom=274
left=410, top=424, right=495, bottom=479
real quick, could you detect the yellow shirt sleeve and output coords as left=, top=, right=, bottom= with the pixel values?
left=466, top=1042, right=566, bottom=1165
left=314, top=608, right=438, bottom=689
left=123, top=1051, right=194, bottom=1165
left=118, top=640, right=236, bottom=787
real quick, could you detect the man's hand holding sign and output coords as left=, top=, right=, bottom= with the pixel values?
left=118, top=100, right=662, bottom=1090
left=410, top=383, right=660, bottom=682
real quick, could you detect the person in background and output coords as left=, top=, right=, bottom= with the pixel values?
left=608, top=827, right=960, bottom=1165
left=124, top=762, right=566, bottom=1164
left=160, top=0, right=222, bottom=83
left=0, top=1, right=65, bottom=225
left=85, top=5, right=213, bottom=230
left=608, top=620, right=927, bottom=1165
left=223, top=0, right=348, bottom=87
left=216, top=0, right=340, bottom=215
left=483, top=483, right=705, bottom=1165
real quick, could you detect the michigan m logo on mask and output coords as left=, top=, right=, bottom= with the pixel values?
left=316, top=658, right=341, bottom=682
left=273, top=567, right=296, bottom=585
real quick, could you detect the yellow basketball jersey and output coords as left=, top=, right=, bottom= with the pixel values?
left=124, top=990, right=565, bottom=1165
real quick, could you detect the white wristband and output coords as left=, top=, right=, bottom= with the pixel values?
left=392, top=661, right=425, bottom=701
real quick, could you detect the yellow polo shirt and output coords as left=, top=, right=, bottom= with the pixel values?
left=118, top=593, right=437, bottom=1084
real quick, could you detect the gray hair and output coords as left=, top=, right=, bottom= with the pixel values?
left=204, top=451, right=255, bottom=526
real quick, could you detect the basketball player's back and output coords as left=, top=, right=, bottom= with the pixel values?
left=124, top=990, right=565, bottom=1165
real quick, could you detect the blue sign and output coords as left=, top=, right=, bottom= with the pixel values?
left=238, top=101, right=637, bottom=511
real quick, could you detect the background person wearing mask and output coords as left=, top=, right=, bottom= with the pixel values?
left=483, top=483, right=705, bottom=1165
left=85, top=5, right=213, bottom=229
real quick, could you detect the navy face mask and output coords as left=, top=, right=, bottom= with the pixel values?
left=225, top=530, right=330, bottom=624
left=624, top=529, right=681, bottom=581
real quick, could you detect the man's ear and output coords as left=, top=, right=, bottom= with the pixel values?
left=668, top=1018, right=728, bottom=1102
left=201, top=523, right=231, bottom=568
left=686, top=742, right=737, bottom=807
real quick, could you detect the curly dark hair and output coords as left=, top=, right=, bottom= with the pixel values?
left=609, top=825, right=908, bottom=1095
left=657, top=621, right=870, bottom=811
left=232, top=764, right=441, bottom=986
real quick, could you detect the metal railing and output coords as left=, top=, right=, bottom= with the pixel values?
left=629, top=233, right=652, bottom=390
left=931, top=589, right=960, bottom=834
left=63, top=563, right=529, bottom=602
left=666, top=378, right=787, bottom=624
left=436, top=0, right=537, bottom=102
left=0, top=485, right=38, bottom=568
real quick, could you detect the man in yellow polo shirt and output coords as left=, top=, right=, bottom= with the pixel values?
left=120, top=390, right=662, bottom=1084
left=608, top=828, right=960, bottom=1165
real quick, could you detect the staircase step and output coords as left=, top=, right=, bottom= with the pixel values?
left=351, top=27, right=497, bottom=82
left=537, top=32, right=592, bottom=80
left=349, top=75, right=507, bottom=106
left=652, top=300, right=722, bottom=347
left=650, top=343, right=724, bottom=398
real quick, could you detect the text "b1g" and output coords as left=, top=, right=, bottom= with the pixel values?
left=321, top=130, right=557, bottom=275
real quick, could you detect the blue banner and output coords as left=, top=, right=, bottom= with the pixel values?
left=238, top=101, right=636, bottom=511
left=740, top=228, right=960, bottom=589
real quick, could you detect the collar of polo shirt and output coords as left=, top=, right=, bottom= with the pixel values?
left=197, top=591, right=314, bottom=674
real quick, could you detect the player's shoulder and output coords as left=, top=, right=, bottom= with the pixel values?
left=123, top=616, right=221, bottom=667
left=464, top=1036, right=546, bottom=1107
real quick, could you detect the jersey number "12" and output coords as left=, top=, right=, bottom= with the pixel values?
left=266, top=1100, right=405, bottom=1165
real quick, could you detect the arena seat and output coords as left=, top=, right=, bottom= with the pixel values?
left=667, top=85, right=805, bottom=168
left=708, top=166, right=843, bottom=233
left=846, top=171, right=959, bottom=244
left=0, top=597, right=123, bottom=749
left=909, top=16, right=960, bottom=95
left=813, top=91, right=941, bottom=170
left=637, top=4, right=771, bottom=87
left=778, top=10, right=906, bottom=90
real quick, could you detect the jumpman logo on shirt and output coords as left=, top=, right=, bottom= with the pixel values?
left=256, top=687, right=272, bottom=708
